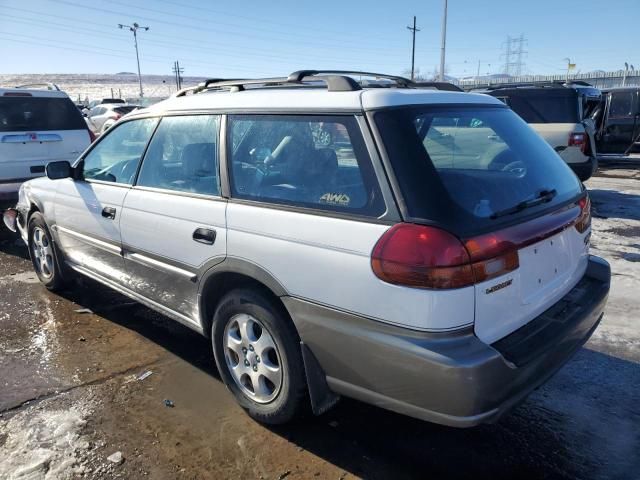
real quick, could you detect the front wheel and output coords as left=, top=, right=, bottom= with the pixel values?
left=212, top=289, right=308, bottom=424
left=28, top=212, right=67, bottom=291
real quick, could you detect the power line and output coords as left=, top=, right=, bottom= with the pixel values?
left=50, top=0, right=406, bottom=55
left=406, top=16, right=420, bottom=81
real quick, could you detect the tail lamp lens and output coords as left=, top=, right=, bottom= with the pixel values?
left=371, top=224, right=519, bottom=289
left=575, top=196, right=591, bottom=233
left=568, top=132, right=588, bottom=153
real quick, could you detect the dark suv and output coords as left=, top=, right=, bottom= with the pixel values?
left=479, top=82, right=601, bottom=181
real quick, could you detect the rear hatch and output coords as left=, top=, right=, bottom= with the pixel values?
left=0, top=93, right=90, bottom=183
left=374, top=103, right=589, bottom=344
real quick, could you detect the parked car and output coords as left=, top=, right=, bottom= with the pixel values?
left=87, top=98, right=126, bottom=109
left=85, top=104, right=140, bottom=134
left=591, top=87, right=640, bottom=156
left=479, top=82, right=601, bottom=181
left=4, top=70, right=610, bottom=428
left=0, top=83, right=93, bottom=209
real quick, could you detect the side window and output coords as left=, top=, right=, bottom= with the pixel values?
left=82, top=117, right=158, bottom=184
left=609, top=91, right=635, bottom=118
left=137, top=115, right=220, bottom=196
left=228, top=115, right=383, bottom=215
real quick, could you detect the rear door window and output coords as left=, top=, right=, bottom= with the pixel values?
left=0, top=96, right=86, bottom=132
left=82, top=118, right=158, bottom=184
left=228, top=114, right=384, bottom=216
left=137, top=115, right=220, bottom=196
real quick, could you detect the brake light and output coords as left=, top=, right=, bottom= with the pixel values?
left=568, top=132, right=588, bottom=153
left=3, top=92, right=32, bottom=97
left=371, top=224, right=518, bottom=289
left=575, top=196, right=591, bottom=233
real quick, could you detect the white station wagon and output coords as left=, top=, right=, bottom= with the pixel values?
left=4, top=70, right=610, bottom=427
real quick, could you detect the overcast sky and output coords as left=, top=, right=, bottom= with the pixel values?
left=0, top=0, right=637, bottom=78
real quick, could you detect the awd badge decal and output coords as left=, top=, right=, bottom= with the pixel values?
left=485, top=278, right=513, bottom=295
left=320, top=193, right=350, bottom=206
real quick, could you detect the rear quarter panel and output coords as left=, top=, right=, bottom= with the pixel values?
left=226, top=204, right=475, bottom=331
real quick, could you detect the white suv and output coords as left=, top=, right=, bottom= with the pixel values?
left=0, top=83, right=92, bottom=208
left=4, top=71, right=610, bottom=427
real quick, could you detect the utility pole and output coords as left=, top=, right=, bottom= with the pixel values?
left=118, top=22, right=149, bottom=99
left=172, top=61, right=184, bottom=90
left=439, top=0, right=448, bottom=82
left=406, top=16, right=420, bottom=81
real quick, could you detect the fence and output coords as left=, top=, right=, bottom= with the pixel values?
left=456, top=70, right=640, bottom=90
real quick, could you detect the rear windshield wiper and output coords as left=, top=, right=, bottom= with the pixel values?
left=490, top=189, right=557, bottom=219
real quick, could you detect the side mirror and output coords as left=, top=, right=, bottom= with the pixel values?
left=46, top=161, right=72, bottom=180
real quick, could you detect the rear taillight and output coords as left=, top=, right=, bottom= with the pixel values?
left=87, top=129, right=96, bottom=143
left=568, top=132, right=588, bottom=153
left=114, top=114, right=122, bottom=120
left=371, top=224, right=518, bottom=289
left=575, top=196, right=591, bottom=233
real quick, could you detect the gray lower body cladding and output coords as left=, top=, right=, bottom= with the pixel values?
left=283, top=255, right=610, bottom=427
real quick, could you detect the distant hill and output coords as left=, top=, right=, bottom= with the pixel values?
left=0, top=73, right=208, bottom=102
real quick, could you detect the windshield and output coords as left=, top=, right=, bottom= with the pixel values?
left=375, top=105, right=582, bottom=235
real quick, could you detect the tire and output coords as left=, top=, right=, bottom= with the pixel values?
left=27, top=212, right=67, bottom=291
left=212, top=288, right=308, bottom=424
left=101, top=121, right=114, bottom=134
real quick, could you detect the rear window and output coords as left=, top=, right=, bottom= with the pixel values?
left=375, top=105, right=582, bottom=235
left=499, top=91, right=579, bottom=123
left=114, top=106, right=137, bottom=115
left=0, top=96, right=86, bottom=132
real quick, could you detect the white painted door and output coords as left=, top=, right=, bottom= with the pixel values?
left=119, top=114, right=226, bottom=323
left=53, top=117, right=159, bottom=282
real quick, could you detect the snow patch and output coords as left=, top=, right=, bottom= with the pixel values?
left=0, top=398, right=94, bottom=480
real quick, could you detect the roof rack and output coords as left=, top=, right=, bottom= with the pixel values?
left=173, top=78, right=236, bottom=97
left=169, top=70, right=466, bottom=97
left=15, top=83, right=61, bottom=91
left=173, top=70, right=463, bottom=96
left=412, top=81, right=463, bottom=92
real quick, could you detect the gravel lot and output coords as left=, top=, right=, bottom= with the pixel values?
left=0, top=167, right=638, bottom=480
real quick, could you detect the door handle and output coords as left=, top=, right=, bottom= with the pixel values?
left=193, top=227, right=216, bottom=245
left=102, top=206, right=116, bottom=220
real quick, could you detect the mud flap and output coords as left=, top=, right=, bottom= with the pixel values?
left=301, top=342, right=340, bottom=415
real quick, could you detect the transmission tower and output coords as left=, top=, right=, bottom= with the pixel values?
left=501, top=34, right=527, bottom=76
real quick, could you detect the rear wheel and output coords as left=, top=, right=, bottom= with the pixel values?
left=28, top=212, right=67, bottom=291
left=212, top=288, right=308, bottom=424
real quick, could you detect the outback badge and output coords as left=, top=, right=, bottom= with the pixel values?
left=485, top=278, right=513, bottom=295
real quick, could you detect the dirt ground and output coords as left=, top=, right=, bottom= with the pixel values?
left=0, top=167, right=638, bottom=480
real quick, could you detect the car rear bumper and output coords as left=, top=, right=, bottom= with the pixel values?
left=285, top=255, right=610, bottom=427
left=568, top=156, right=598, bottom=180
